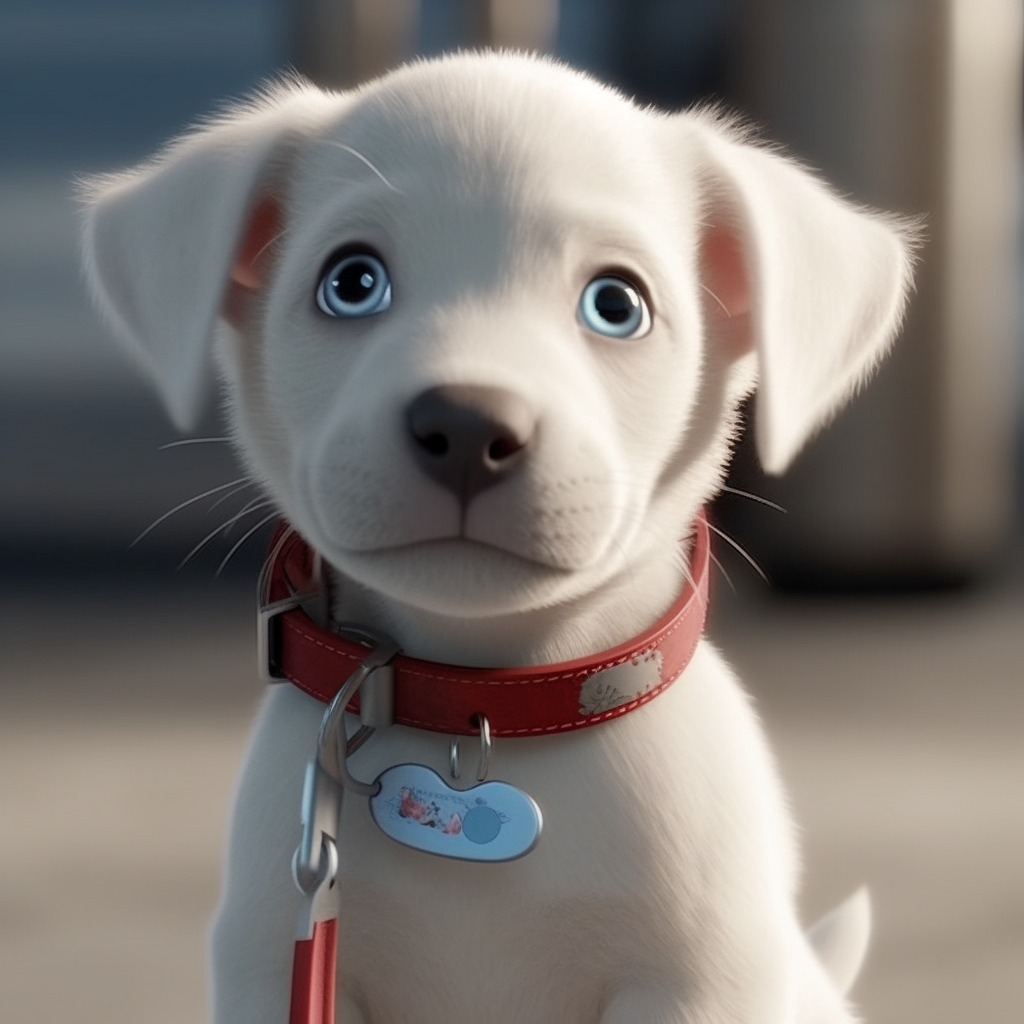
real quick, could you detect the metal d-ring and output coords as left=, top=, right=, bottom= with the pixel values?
left=449, top=714, right=492, bottom=783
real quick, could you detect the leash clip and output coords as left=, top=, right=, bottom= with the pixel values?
left=294, top=623, right=401, bottom=889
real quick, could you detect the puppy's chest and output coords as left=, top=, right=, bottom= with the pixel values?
left=332, top=691, right=725, bottom=915
left=329, top=739, right=718, bottom=1021
left=332, top=799, right=687, bottom=1007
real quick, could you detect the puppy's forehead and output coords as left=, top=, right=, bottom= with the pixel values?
left=302, top=57, right=670, bottom=213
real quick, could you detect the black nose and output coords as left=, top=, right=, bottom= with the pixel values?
left=406, top=384, right=536, bottom=502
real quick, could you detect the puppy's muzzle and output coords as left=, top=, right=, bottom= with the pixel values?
left=406, top=384, right=536, bottom=503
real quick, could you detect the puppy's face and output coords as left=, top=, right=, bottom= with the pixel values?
left=81, top=54, right=913, bottom=624
left=226, top=68, right=720, bottom=618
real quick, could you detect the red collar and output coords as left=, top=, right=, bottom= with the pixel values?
left=260, top=512, right=709, bottom=738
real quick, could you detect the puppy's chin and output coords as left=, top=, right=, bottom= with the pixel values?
left=328, top=539, right=592, bottom=619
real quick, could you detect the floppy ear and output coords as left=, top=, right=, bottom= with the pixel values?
left=79, top=82, right=332, bottom=429
left=690, top=113, right=917, bottom=474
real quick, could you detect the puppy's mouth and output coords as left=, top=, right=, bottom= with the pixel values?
left=325, top=534, right=589, bottom=618
left=333, top=532, right=581, bottom=574
left=307, top=491, right=613, bottom=576
left=299, top=460, right=629, bottom=602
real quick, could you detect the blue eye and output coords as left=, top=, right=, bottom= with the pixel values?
left=316, top=252, right=392, bottom=318
left=578, top=275, right=651, bottom=339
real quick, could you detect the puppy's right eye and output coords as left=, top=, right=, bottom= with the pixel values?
left=578, top=275, right=651, bottom=339
left=316, top=251, right=392, bottom=318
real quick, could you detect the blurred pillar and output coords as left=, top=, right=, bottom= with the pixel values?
left=294, top=0, right=558, bottom=88
left=724, top=0, right=1021, bottom=586
left=482, top=0, right=559, bottom=51
left=294, top=0, right=420, bottom=88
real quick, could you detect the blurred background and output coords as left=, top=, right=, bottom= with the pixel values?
left=1, top=1, right=1021, bottom=1022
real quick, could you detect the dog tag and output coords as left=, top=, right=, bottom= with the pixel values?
left=369, top=763, right=542, bottom=862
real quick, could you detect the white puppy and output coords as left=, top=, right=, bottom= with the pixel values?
left=81, top=52, right=914, bottom=1024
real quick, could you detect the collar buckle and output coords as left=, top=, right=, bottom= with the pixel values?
left=258, top=593, right=316, bottom=684
left=257, top=532, right=329, bottom=683
left=256, top=541, right=400, bottom=734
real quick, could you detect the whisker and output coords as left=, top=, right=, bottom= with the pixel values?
left=233, top=494, right=269, bottom=516
left=158, top=437, right=230, bottom=449
left=707, top=522, right=769, bottom=584
left=216, top=511, right=280, bottom=577
left=708, top=550, right=736, bottom=594
left=684, top=522, right=713, bottom=612
left=222, top=495, right=271, bottom=530
left=220, top=495, right=274, bottom=538
left=177, top=500, right=275, bottom=571
left=700, top=284, right=731, bottom=318
left=208, top=480, right=258, bottom=514
left=720, top=485, right=786, bottom=514
left=321, top=141, right=403, bottom=194
left=256, top=523, right=297, bottom=602
left=226, top=496, right=274, bottom=525
left=252, top=228, right=288, bottom=263
left=131, top=477, right=250, bottom=547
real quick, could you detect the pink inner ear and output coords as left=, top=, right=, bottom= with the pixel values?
left=701, top=223, right=753, bottom=361
left=230, top=196, right=281, bottom=290
left=702, top=224, right=751, bottom=320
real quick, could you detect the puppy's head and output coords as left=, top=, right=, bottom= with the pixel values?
left=80, top=53, right=914, bottom=618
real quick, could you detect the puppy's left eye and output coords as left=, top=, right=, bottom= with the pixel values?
left=578, top=275, right=651, bottom=339
left=316, top=251, right=392, bottom=318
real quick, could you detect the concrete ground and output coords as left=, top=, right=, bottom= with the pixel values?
left=1, top=564, right=1021, bottom=1024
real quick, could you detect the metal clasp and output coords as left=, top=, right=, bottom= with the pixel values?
left=292, top=624, right=400, bottom=891
left=292, top=765, right=340, bottom=896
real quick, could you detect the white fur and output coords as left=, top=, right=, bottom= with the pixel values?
left=80, top=52, right=913, bottom=1023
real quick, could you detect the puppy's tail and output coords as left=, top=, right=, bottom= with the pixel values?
left=807, top=887, right=871, bottom=996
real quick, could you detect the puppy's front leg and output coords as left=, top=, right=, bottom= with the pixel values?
left=209, top=684, right=350, bottom=1023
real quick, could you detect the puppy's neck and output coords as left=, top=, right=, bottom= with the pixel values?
left=327, top=555, right=689, bottom=668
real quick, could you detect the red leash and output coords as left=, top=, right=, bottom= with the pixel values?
left=288, top=761, right=345, bottom=1024
left=290, top=919, right=338, bottom=1024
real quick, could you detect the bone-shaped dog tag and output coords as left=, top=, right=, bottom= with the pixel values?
left=369, top=763, right=542, bottom=862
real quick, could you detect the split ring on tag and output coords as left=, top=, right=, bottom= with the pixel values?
left=449, top=714, right=491, bottom=781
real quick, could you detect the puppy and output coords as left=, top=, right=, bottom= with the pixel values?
left=80, top=52, right=914, bottom=1024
